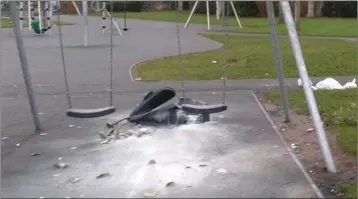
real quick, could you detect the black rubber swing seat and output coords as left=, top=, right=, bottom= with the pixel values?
left=181, top=104, right=227, bottom=114
left=66, top=106, right=116, bottom=118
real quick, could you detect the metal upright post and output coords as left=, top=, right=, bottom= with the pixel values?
left=9, top=1, right=42, bottom=132
left=206, top=1, right=210, bottom=30
left=266, top=1, right=290, bottom=122
left=280, top=0, right=336, bottom=173
left=82, top=0, right=88, bottom=46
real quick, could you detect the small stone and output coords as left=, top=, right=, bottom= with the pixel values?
left=71, top=177, right=82, bottom=184
left=198, top=164, right=208, bottom=167
left=100, top=139, right=112, bottom=144
left=16, top=143, right=21, bottom=147
left=53, top=162, right=69, bottom=169
left=58, top=157, right=63, bottom=160
left=40, top=133, right=48, bottom=136
left=135, top=77, right=142, bottom=81
left=2, top=137, right=9, bottom=140
left=185, top=166, right=191, bottom=169
left=216, top=168, right=227, bottom=174
left=280, top=128, right=286, bottom=132
left=96, top=172, right=110, bottom=179
left=148, top=159, right=156, bottom=165
left=39, top=196, right=44, bottom=199
left=38, top=112, right=44, bottom=115
left=306, top=128, right=314, bottom=132
left=52, top=174, right=60, bottom=177
left=143, top=192, right=156, bottom=197
left=68, top=125, right=75, bottom=128
left=273, top=145, right=279, bottom=148
left=70, top=147, right=77, bottom=150
left=290, top=143, right=300, bottom=153
left=165, top=181, right=175, bottom=187
left=31, top=152, right=42, bottom=156
left=212, top=60, right=217, bottom=63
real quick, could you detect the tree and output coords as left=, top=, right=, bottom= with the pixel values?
left=306, top=1, right=315, bottom=17
left=294, top=1, right=301, bottom=31
left=315, top=1, right=324, bottom=17
left=178, top=1, right=183, bottom=11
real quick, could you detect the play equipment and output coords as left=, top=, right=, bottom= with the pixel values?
left=9, top=0, right=339, bottom=174
left=107, top=1, right=229, bottom=128
left=0, top=0, right=56, bottom=34
left=90, top=0, right=122, bottom=35
left=56, top=2, right=116, bottom=118
left=185, top=1, right=242, bottom=30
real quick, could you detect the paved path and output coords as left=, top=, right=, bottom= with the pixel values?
left=1, top=15, right=348, bottom=198
left=206, top=31, right=357, bottom=43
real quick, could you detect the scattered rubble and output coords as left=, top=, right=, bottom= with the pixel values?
left=53, top=162, right=69, bottom=169
left=96, top=173, right=111, bottom=179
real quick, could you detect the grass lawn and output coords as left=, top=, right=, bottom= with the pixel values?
left=265, top=89, right=357, bottom=198
left=112, top=11, right=356, bottom=37
left=136, top=35, right=356, bottom=81
left=0, top=19, right=74, bottom=28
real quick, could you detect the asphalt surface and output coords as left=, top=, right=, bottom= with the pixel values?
left=1, top=15, right=349, bottom=198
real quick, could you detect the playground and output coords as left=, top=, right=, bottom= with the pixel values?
left=1, top=1, right=357, bottom=198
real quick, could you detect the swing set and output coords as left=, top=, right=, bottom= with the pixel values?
left=57, top=1, right=228, bottom=123
left=8, top=0, right=338, bottom=174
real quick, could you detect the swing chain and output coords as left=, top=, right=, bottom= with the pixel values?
left=109, top=1, right=114, bottom=106
left=222, top=1, right=229, bottom=104
left=175, top=1, right=185, bottom=98
left=57, top=11, right=72, bottom=108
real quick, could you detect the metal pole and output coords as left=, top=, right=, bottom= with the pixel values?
left=184, top=0, right=199, bottom=29
left=72, top=1, right=82, bottom=16
left=206, top=1, right=210, bottom=30
left=82, top=0, right=88, bottom=46
left=123, top=1, right=128, bottom=31
left=102, top=2, right=106, bottom=34
left=229, top=1, right=242, bottom=28
left=28, top=1, right=33, bottom=31
left=37, top=1, right=42, bottom=33
left=280, top=0, right=336, bottom=173
left=9, top=1, right=42, bottom=132
left=19, top=1, right=24, bottom=31
left=266, top=1, right=290, bottom=122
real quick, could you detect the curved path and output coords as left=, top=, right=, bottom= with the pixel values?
left=0, top=15, right=223, bottom=96
left=1, top=16, right=337, bottom=198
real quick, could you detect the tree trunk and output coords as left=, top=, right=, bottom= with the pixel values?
left=306, top=1, right=315, bottom=17
left=178, top=1, right=183, bottom=11
left=294, top=1, right=301, bottom=32
left=315, top=1, right=324, bottom=17
left=216, top=1, right=220, bottom=20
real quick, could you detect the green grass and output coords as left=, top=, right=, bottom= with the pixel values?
left=266, top=89, right=357, bottom=199
left=0, top=19, right=74, bottom=28
left=341, top=184, right=357, bottom=198
left=266, top=89, right=357, bottom=155
left=111, top=11, right=356, bottom=37
left=136, top=35, right=356, bottom=81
